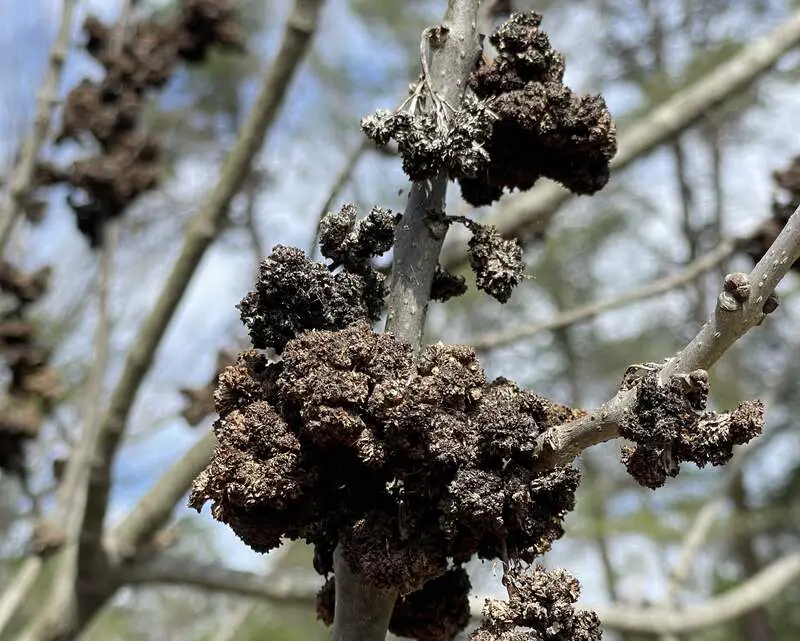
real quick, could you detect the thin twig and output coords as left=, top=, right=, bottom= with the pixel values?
left=0, top=0, right=76, bottom=256
left=440, top=8, right=800, bottom=270
left=530, top=202, right=800, bottom=472
left=470, top=238, right=737, bottom=351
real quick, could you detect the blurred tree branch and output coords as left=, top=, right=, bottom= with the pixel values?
left=10, top=2, right=327, bottom=639
left=123, top=549, right=800, bottom=636
left=0, top=0, right=76, bottom=256
left=470, top=236, right=739, bottom=351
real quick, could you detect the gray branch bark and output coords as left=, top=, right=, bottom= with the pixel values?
left=329, top=2, right=484, bottom=639
left=439, top=8, right=800, bottom=269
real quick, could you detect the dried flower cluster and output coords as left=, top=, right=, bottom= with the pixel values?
left=619, top=369, right=764, bottom=489
left=744, top=154, right=800, bottom=271
left=360, top=12, right=616, bottom=208
left=0, top=263, right=60, bottom=476
left=470, top=565, right=601, bottom=641
left=238, top=204, right=397, bottom=353
left=34, top=0, right=244, bottom=246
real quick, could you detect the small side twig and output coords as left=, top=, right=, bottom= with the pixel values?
left=531, top=202, right=800, bottom=472
left=470, top=238, right=737, bottom=351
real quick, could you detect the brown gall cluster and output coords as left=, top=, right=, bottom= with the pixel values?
left=743, top=154, right=800, bottom=271
left=34, top=0, right=244, bottom=246
left=470, top=565, right=601, bottom=641
left=238, top=204, right=397, bottom=354
left=619, top=370, right=764, bottom=489
left=190, top=320, right=583, bottom=639
left=461, top=12, right=617, bottom=206
left=0, top=263, right=60, bottom=477
left=360, top=11, right=617, bottom=208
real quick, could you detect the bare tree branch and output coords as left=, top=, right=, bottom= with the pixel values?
left=11, top=3, right=326, bottom=640
left=80, top=0, right=326, bottom=571
left=123, top=550, right=800, bottom=636
left=593, top=552, right=800, bottom=634
left=106, top=433, right=215, bottom=561
left=0, top=0, right=76, bottom=255
left=470, top=238, right=737, bottom=351
left=440, top=9, right=800, bottom=270
left=0, top=557, right=43, bottom=636
left=530, top=202, right=800, bottom=472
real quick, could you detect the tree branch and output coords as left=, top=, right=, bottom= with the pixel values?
left=593, top=552, right=800, bottom=634
left=530, top=203, right=800, bottom=472
left=80, top=0, right=326, bottom=573
left=470, top=238, right=737, bottom=351
left=328, top=2, right=484, bottom=639
left=0, top=0, right=76, bottom=256
left=123, top=550, right=800, bottom=636
left=440, top=8, right=800, bottom=270
left=106, top=433, right=215, bottom=561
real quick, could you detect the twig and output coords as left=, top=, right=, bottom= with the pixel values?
left=122, top=550, right=800, bottom=636
left=530, top=202, right=800, bottom=472
left=206, top=542, right=297, bottom=641
left=106, top=433, right=215, bottom=561
left=439, top=8, right=800, bottom=270
left=0, top=0, right=76, bottom=256
left=470, top=238, right=737, bottom=351
left=307, top=139, right=368, bottom=257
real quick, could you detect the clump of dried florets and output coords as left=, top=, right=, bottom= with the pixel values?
left=33, top=0, right=244, bottom=245
left=470, top=565, right=601, bottom=641
left=238, top=204, right=396, bottom=353
left=461, top=12, right=617, bottom=206
left=360, top=12, right=616, bottom=207
left=743, top=154, right=800, bottom=271
left=0, top=263, right=60, bottom=478
left=619, top=369, right=764, bottom=489
left=190, top=320, right=582, bottom=637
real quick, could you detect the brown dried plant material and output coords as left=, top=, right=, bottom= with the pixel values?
left=461, top=13, right=616, bottom=206
left=470, top=565, right=601, bottom=641
left=360, top=12, right=616, bottom=207
left=619, top=370, right=764, bottom=489
left=35, top=0, right=245, bottom=246
left=191, top=321, right=582, bottom=595
left=744, top=154, right=800, bottom=271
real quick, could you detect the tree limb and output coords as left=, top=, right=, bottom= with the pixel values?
left=0, top=0, right=76, bottom=256
left=79, top=0, right=326, bottom=576
left=470, top=238, right=737, bottom=351
left=531, top=202, right=800, bottom=472
left=123, top=550, right=800, bottom=636
left=440, top=8, right=800, bottom=270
